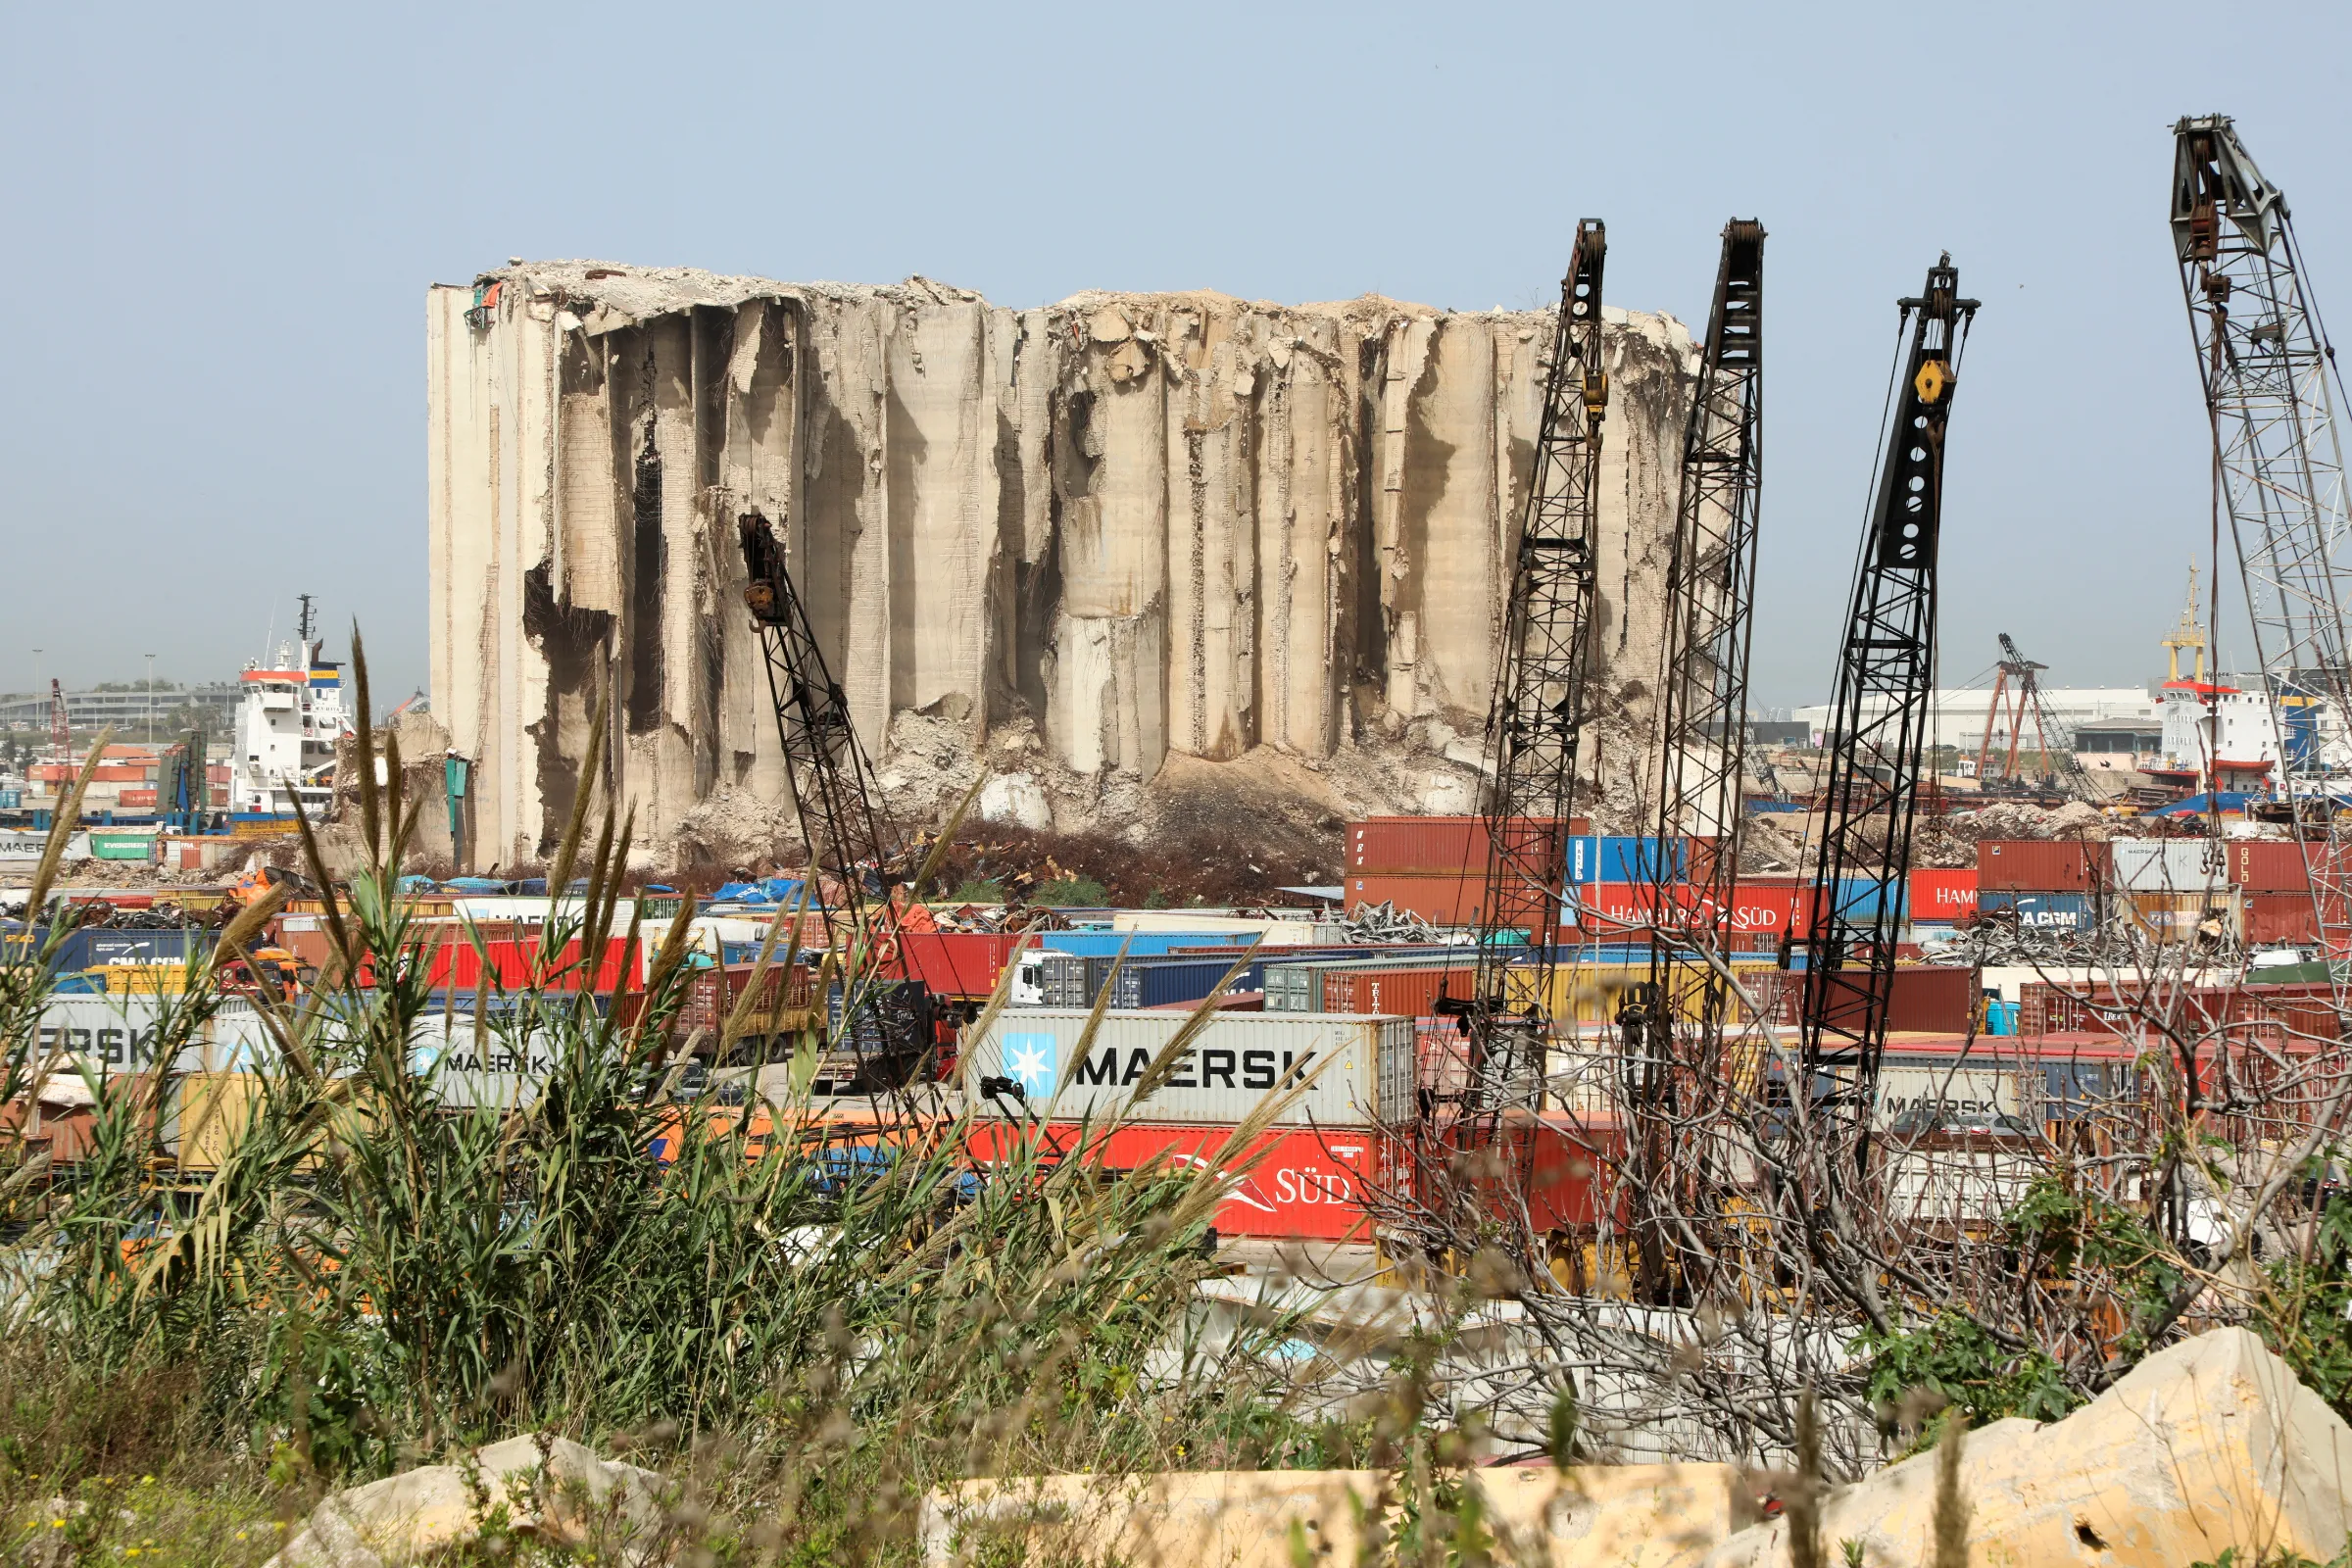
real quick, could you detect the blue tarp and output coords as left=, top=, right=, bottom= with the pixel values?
left=2152, top=792, right=2259, bottom=816
left=710, top=878, right=808, bottom=906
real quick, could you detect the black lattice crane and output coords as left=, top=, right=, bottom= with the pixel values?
left=737, top=512, right=899, bottom=953
left=1444, top=220, right=1611, bottom=1114
left=1798, top=255, right=1979, bottom=1174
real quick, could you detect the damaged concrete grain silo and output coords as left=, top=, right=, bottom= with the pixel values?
left=425, top=263, right=1695, bottom=871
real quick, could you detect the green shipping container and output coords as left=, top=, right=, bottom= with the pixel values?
left=88, top=833, right=157, bottom=861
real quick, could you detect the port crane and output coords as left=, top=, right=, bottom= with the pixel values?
left=1447, top=220, right=1611, bottom=1113
left=1797, top=255, right=1978, bottom=1175
left=2172, top=116, right=2352, bottom=960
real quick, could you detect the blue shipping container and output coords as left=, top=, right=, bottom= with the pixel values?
left=1111, top=956, right=1263, bottom=1008
left=1978, top=890, right=2096, bottom=931
left=1568, top=837, right=1688, bottom=885
left=1037, top=930, right=1257, bottom=958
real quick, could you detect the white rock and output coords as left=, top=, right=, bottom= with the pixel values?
left=267, top=1434, right=666, bottom=1568
left=979, top=772, right=1054, bottom=831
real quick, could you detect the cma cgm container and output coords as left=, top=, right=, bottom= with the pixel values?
left=1978, top=890, right=2099, bottom=931
left=1347, top=816, right=1582, bottom=875
left=962, top=1010, right=1414, bottom=1127
left=961, top=1120, right=1393, bottom=1241
left=1034, top=930, right=1257, bottom=958
left=1977, top=840, right=2110, bottom=892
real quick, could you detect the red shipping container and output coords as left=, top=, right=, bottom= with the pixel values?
left=962, top=1122, right=1392, bottom=1241
left=1344, top=871, right=1501, bottom=927
left=1321, top=964, right=1481, bottom=1015
left=2242, top=893, right=2324, bottom=946
left=1573, top=880, right=1815, bottom=940
left=1909, top=868, right=1979, bottom=921
left=117, top=789, right=158, bottom=808
left=887, top=931, right=1027, bottom=1000
left=2226, top=840, right=2323, bottom=893
left=1347, top=815, right=1587, bottom=875
left=1804, top=963, right=1977, bottom=1034
left=1977, top=840, right=2110, bottom=892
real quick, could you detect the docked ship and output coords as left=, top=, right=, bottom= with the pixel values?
left=227, top=597, right=353, bottom=819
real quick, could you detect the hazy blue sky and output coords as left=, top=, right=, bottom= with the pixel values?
left=4, top=0, right=2348, bottom=710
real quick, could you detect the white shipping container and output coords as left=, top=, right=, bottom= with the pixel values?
left=2109, top=840, right=2223, bottom=893
left=962, top=1009, right=1415, bottom=1128
left=1875, top=1063, right=2028, bottom=1136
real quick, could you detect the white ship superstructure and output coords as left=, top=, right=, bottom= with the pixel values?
left=229, top=612, right=352, bottom=816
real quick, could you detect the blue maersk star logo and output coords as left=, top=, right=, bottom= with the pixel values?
left=1004, top=1033, right=1057, bottom=1096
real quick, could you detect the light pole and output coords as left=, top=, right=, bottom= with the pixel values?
left=144, top=654, right=156, bottom=744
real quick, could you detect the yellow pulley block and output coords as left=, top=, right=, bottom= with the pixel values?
left=1583, top=368, right=1609, bottom=418
left=1914, top=358, right=1952, bottom=405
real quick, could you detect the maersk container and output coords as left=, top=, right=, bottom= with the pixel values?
left=962, top=1010, right=1415, bottom=1127
left=1977, top=890, right=2097, bottom=931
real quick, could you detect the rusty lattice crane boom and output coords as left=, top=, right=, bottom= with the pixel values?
left=1451, top=220, right=1611, bottom=1111
left=2173, top=116, right=2352, bottom=959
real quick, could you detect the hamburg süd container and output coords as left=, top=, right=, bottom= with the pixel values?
left=960, top=1121, right=1393, bottom=1241
left=961, top=1009, right=1415, bottom=1127
left=1907, top=868, right=1978, bottom=921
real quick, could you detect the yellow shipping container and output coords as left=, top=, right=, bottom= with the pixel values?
left=172, top=1071, right=266, bottom=1172
left=98, top=963, right=193, bottom=995
left=1504, top=960, right=1785, bottom=1028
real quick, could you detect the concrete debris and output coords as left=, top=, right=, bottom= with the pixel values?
left=1705, top=1326, right=2352, bottom=1567
left=267, top=1434, right=667, bottom=1568
left=920, top=1463, right=1740, bottom=1568
left=919, top=1328, right=2352, bottom=1568
left=428, top=262, right=1698, bottom=871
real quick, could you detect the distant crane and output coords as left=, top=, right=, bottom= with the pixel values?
left=2162, top=563, right=2207, bottom=684
left=1447, top=219, right=1611, bottom=1114
left=47, top=680, right=70, bottom=772
left=1975, top=632, right=2088, bottom=798
left=1798, top=255, right=1979, bottom=1177
left=2173, top=116, right=2352, bottom=956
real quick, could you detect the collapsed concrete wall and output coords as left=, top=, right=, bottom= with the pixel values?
left=426, top=262, right=1695, bottom=869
